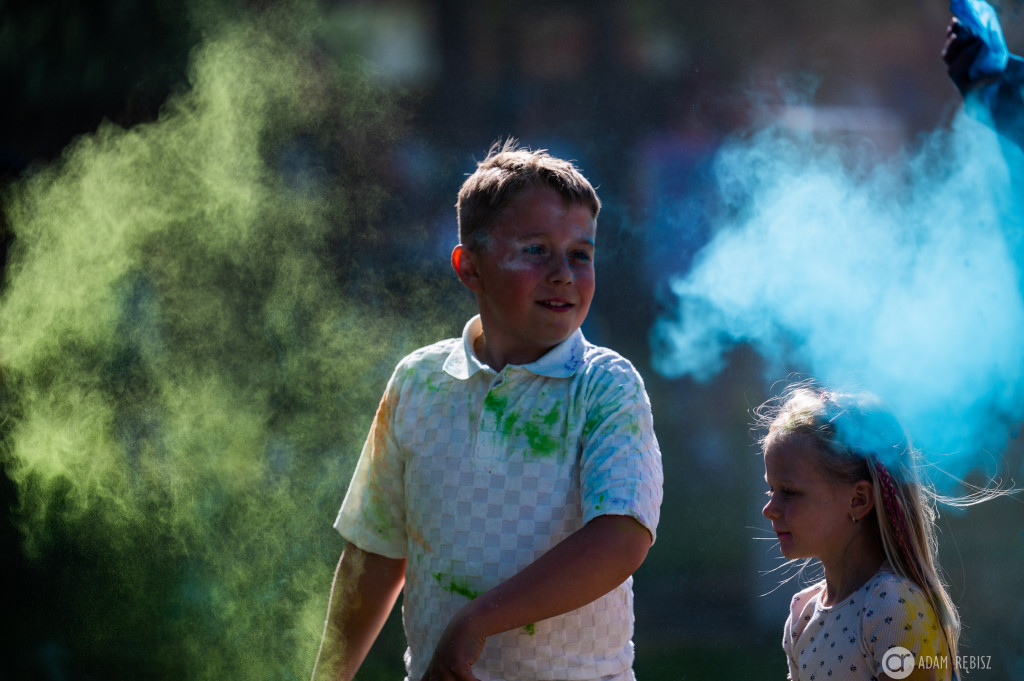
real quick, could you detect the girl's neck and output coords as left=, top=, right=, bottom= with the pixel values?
left=820, top=533, right=886, bottom=606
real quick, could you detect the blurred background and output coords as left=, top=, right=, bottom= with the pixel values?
left=1, top=0, right=1022, bottom=679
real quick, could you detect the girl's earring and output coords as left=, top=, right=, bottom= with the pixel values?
left=850, top=514, right=858, bottom=524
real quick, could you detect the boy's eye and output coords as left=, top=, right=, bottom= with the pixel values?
left=571, top=250, right=592, bottom=263
left=523, top=244, right=546, bottom=255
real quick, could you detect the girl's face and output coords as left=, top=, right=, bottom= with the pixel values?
left=762, top=434, right=860, bottom=563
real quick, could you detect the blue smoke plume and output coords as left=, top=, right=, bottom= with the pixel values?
left=652, top=109, right=1024, bottom=478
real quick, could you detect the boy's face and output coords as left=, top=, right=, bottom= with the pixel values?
left=452, top=185, right=596, bottom=369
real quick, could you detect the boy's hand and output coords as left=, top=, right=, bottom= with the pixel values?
left=420, top=608, right=487, bottom=681
left=419, top=515, right=651, bottom=681
left=943, top=17, right=1002, bottom=96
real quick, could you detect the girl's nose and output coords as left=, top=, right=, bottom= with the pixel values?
left=762, top=498, right=778, bottom=519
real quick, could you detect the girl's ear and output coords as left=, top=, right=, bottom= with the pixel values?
left=451, top=244, right=483, bottom=292
left=850, top=480, right=875, bottom=522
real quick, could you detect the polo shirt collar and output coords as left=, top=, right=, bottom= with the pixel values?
left=443, top=315, right=586, bottom=380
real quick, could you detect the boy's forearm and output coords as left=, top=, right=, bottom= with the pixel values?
left=311, top=544, right=406, bottom=681
left=454, top=514, right=651, bottom=639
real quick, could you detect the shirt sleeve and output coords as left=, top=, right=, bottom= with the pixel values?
left=578, top=355, right=664, bottom=543
left=333, top=368, right=408, bottom=559
left=861, top=576, right=946, bottom=677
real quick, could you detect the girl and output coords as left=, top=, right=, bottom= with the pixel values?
left=759, top=385, right=963, bottom=681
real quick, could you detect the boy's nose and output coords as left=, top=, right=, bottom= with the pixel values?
left=547, top=256, right=574, bottom=284
left=762, top=499, right=778, bottom=519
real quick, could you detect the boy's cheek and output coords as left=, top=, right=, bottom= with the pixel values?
left=497, top=255, right=537, bottom=272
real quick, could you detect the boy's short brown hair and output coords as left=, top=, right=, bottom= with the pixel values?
left=456, top=139, right=601, bottom=252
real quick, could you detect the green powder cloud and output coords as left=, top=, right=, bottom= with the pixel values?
left=0, top=2, right=464, bottom=678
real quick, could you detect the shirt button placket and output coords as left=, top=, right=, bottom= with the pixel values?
left=475, top=371, right=507, bottom=462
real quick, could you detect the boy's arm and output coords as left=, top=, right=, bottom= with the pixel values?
left=311, top=544, right=406, bottom=681
left=421, top=514, right=652, bottom=681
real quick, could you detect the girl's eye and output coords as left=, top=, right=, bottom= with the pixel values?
left=523, top=244, right=546, bottom=256
left=571, top=250, right=592, bottom=263
left=765, top=487, right=796, bottom=497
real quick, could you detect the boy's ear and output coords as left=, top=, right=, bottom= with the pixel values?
left=849, top=481, right=875, bottom=522
left=451, top=244, right=483, bottom=292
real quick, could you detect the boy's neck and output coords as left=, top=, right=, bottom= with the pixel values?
left=473, top=333, right=507, bottom=372
left=473, top=329, right=559, bottom=372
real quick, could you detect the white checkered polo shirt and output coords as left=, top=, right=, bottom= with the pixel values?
left=335, top=316, right=664, bottom=681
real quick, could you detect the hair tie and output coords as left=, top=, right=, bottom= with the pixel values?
left=873, top=457, right=919, bottom=575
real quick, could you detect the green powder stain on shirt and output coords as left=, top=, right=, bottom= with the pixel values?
left=523, top=623, right=535, bottom=636
left=365, top=498, right=395, bottom=539
left=501, top=411, right=520, bottom=436
left=433, top=572, right=482, bottom=600
left=523, top=421, right=558, bottom=457
left=522, top=403, right=564, bottom=458
left=484, top=390, right=568, bottom=458
left=483, top=391, right=519, bottom=436
left=583, top=400, right=618, bottom=439
left=483, top=391, right=507, bottom=415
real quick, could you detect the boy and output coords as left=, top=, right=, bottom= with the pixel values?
left=312, top=140, right=663, bottom=681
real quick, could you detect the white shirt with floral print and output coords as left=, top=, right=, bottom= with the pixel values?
left=783, top=566, right=950, bottom=681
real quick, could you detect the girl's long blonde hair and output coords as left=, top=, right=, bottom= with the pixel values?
left=756, top=382, right=995, bottom=665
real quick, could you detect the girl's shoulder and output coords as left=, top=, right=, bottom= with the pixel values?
left=787, top=580, right=825, bottom=622
left=856, top=568, right=947, bottom=670
left=861, top=567, right=931, bottom=609
left=784, top=581, right=825, bottom=647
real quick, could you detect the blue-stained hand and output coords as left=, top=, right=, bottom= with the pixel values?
left=949, top=0, right=1009, bottom=77
left=943, top=17, right=1003, bottom=97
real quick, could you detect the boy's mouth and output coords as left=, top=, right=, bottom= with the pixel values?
left=538, top=300, right=574, bottom=311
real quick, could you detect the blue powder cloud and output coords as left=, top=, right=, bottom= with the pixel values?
left=652, top=111, right=1024, bottom=476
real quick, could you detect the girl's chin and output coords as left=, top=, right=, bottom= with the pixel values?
left=776, top=534, right=805, bottom=560
left=776, top=533, right=792, bottom=549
